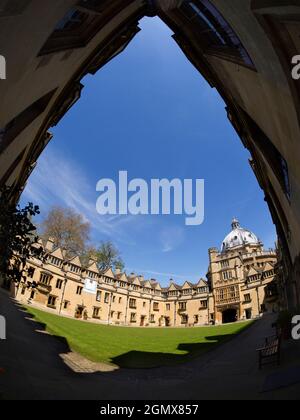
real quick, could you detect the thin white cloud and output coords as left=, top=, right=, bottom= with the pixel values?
left=22, top=147, right=138, bottom=244
left=159, top=225, right=185, bottom=253
left=126, top=267, right=199, bottom=281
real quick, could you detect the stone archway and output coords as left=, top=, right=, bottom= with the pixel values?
left=222, top=308, right=237, bottom=324
left=0, top=1, right=300, bottom=307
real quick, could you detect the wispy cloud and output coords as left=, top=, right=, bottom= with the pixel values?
left=22, top=147, right=138, bottom=244
left=126, top=267, right=199, bottom=281
left=159, top=225, right=185, bottom=253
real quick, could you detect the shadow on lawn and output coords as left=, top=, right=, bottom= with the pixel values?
left=110, top=335, right=237, bottom=369
left=18, top=302, right=242, bottom=369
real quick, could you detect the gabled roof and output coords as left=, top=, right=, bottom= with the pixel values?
left=68, top=256, right=82, bottom=267
left=87, top=261, right=99, bottom=274
left=132, top=276, right=141, bottom=286
left=263, top=262, right=275, bottom=271
left=196, top=279, right=208, bottom=288
left=182, top=281, right=194, bottom=289
left=50, top=247, right=64, bottom=260
left=168, top=282, right=182, bottom=291
left=247, top=266, right=259, bottom=276
left=143, top=280, right=153, bottom=288
left=116, top=273, right=128, bottom=282
left=102, top=267, right=115, bottom=278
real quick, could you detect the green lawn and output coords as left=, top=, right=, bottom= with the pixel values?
left=25, top=306, right=253, bottom=369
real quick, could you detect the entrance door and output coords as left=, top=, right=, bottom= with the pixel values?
left=245, top=308, right=252, bottom=320
left=75, top=306, right=84, bottom=319
left=222, top=308, right=237, bottom=324
left=165, top=317, right=170, bottom=327
left=140, top=315, right=146, bottom=326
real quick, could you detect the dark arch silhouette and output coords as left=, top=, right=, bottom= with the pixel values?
left=0, top=0, right=299, bottom=308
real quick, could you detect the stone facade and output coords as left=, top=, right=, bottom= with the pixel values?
left=9, top=219, right=278, bottom=327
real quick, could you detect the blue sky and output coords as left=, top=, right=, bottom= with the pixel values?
left=21, top=17, right=276, bottom=285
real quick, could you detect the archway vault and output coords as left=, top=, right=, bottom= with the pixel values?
left=0, top=0, right=299, bottom=307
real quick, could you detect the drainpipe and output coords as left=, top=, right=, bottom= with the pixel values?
left=256, top=286, right=260, bottom=315
left=125, top=292, right=129, bottom=325
left=59, top=275, right=67, bottom=315
left=107, top=292, right=113, bottom=325
left=149, top=298, right=152, bottom=324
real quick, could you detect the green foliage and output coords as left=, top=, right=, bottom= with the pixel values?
left=40, top=206, right=91, bottom=258
left=82, top=241, right=125, bottom=272
left=0, top=186, right=44, bottom=284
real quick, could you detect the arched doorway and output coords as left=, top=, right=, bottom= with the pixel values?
left=222, top=309, right=237, bottom=324
left=0, top=1, right=299, bottom=308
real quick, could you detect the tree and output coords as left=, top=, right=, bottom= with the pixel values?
left=83, top=241, right=125, bottom=272
left=40, top=206, right=90, bottom=258
left=0, top=186, right=44, bottom=286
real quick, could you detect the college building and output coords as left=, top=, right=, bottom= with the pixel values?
left=5, top=219, right=279, bottom=327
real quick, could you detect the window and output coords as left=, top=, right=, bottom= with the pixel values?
left=55, top=9, right=87, bottom=31
left=21, top=286, right=26, bottom=295
left=63, top=301, right=69, bottom=309
left=56, top=279, right=63, bottom=289
left=166, top=304, right=171, bottom=311
left=143, top=301, right=146, bottom=307
left=47, top=295, right=57, bottom=308
left=153, top=302, right=159, bottom=311
left=178, top=302, right=187, bottom=311
left=244, top=111, right=291, bottom=201
left=27, top=267, right=35, bottom=278
left=117, top=312, right=121, bottom=320
left=104, top=292, right=110, bottom=303
left=198, top=286, right=208, bottom=294
left=150, top=314, right=155, bottom=323
left=129, top=298, right=137, bottom=309
left=200, top=300, right=208, bottom=309
left=112, top=296, right=116, bottom=303
left=178, top=0, right=254, bottom=68
left=50, top=256, right=62, bottom=267
left=96, top=291, right=101, bottom=302
left=0, top=90, right=56, bottom=154
left=222, top=271, right=233, bottom=280
left=244, top=293, right=251, bottom=303
left=130, top=313, right=136, bottom=323
left=221, top=260, right=229, bottom=268
left=194, top=315, right=199, bottom=324
left=38, top=1, right=128, bottom=56
left=181, top=314, right=188, bottom=324
left=118, top=297, right=122, bottom=304
left=93, top=307, right=100, bottom=318
left=40, top=273, right=52, bottom=285
left=70, top=264, right=81, bottom=274
left=76, top=286, right=83, bottom=295
left=111, top=311, right=114, bottom=318
left=183, top=288, right=192, bottom=295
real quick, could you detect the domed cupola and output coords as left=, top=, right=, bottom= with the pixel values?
left=221, top=218, right=260, bottom=253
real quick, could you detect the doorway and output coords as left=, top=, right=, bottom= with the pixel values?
left=140, top=315, right=146, bottom=326
left=245, top=308, right=252, bottom=320
left=222, top=308, right=237, bottom=324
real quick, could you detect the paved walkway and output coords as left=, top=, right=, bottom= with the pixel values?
left=0, top=289, right=300, bottom=400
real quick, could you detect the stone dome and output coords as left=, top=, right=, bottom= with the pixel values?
left=221, top=218, right=260, bottom=253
